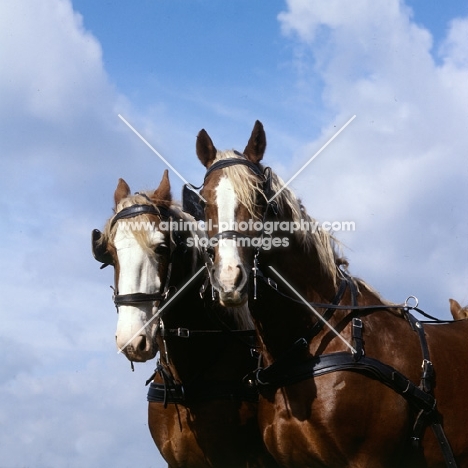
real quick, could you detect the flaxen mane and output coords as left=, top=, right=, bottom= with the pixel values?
left=213, top=151, right=340, bottom=279
left=213, top=150, right=392, bottom=302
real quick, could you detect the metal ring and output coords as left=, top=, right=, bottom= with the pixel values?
left=404, top=295, right=419, bottom=309
left=255, top=368, right=270, bottom=386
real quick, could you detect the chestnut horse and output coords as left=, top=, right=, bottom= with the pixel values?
left=91, top=171, right=277, bottom=467
left=190, top=121, right=468, bottom=467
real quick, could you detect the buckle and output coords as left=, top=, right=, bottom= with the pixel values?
left=177, top=328, right=190, bottom=338
left=352, top=317, right=363, bottom=328
left=422, top=358, right=432, bottom=369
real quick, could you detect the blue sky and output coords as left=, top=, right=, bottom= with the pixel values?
left=1, top=1, right=468, bottom=467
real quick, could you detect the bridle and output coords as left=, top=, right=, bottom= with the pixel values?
left=93, top=191, right=262, bottom=404
left=183, top=151, right=277, bottom=262
left=113, top=203, right=173, bottom=308
left=92, top=201, right=176, bottom=309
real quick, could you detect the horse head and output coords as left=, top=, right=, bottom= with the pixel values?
left=92, top=170, right=178, bottom=362
left=195, top=121, right=268, bottom=307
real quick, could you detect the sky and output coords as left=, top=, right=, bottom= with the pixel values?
left=1, top=0, right=468, bottom=466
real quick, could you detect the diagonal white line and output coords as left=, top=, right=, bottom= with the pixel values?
left=268, top=266, right=357, bottom=354
left=268, top=115, right=356, bottom=203
left=118, top=114, right=207, bottom=203
left=117, top=266, right=206, bottom=354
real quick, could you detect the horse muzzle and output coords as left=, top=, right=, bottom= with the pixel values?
left=116, top=333, right=158, bottom=362
left=210, top=264, right=249, bottom=307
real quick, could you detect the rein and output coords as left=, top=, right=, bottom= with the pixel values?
left=254, top=266, right=449, bottom=322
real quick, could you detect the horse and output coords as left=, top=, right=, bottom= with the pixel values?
left=91, top=170, right=278, bottom=468
left=449, top=298, right=468, bottom=320
left=189, top=120, right=468, bottom=467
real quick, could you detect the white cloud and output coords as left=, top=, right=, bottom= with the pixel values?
left=439, top=17, right=468, bottom=68
left=277, top=0, right=468, bottom=311
left=0, top=1, right=167, bottom=466
left=2, top=0, right=468, bottom=465
left=0, top=354, right=158, bottom=468
left=0, top=0, right=109, bottom=123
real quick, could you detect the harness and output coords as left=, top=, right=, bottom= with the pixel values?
left=247, top=270, right=458, bottom=467
left=185, top=154, right=458, bottom=467
left=140, top=273, right=261, bottom=407
left=92, top=198, right=262, bottom=405
left=147, top=327, right=259, bottom=407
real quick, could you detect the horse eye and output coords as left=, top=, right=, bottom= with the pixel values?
left=155, top=244, right=169, bottom=255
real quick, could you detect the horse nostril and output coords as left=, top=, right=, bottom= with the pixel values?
left=138, top=336, right=147, bottom=352
left=234, top=265, right=244, bottom=288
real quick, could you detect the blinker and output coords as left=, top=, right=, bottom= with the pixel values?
left=182, top=184, right=205, bottom=222
left=91, top=228, right=113, bottom=268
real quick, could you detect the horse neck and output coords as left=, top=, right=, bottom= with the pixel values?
left=169, top=232, right=204, bottom=286
left=265, top=233, right=338, bottom=303
left=157, top=303, right=257, bottom=384
left=254, top=245, right=397, bottom=361
left=158, top=239, right=256, bottom=383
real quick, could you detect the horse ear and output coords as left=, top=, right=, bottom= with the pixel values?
left=243, top=120, right=266, bottom=164
left=196, top=129, right=217, bottom=168
left=152, top=169, right=172, bottom=203
left=449, top=298, right=462, bottom=319
left=114, top=178, right=131, bottom=207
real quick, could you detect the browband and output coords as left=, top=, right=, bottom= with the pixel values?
left=110, top=204, right=171, bottom=228
left=204, top=156, right=264, bottom=181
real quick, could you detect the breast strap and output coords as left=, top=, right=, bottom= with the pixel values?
left=248, top=314, right=457, bottom=468
left=147, top=380, right=258, bottom=405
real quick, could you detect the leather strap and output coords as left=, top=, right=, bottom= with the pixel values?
left=110, top=204, right=171, bottom=228
left=431, top=423, right=458, bottom=467
left=352, top=317, right=364, bottom=361
left=113, top=292, right=166, bottom=306
left=255, top=351, right=436, bottom=413
left=209, top=230, right=254, bottom=242
left=147, top=380, right=259, bottom=404
left=304, top=278, right=349, bottom=341
left=406, top=313, right=434, bottom=393
left=255, top=272, right=447, bottom=318
left=204, top=155, right=264, bottom=181
left=160, top=327, right=256, bottom=342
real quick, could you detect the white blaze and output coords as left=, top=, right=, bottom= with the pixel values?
left=113, top=227, right=164, bottom=351
left=215, top=176, right=242, bottom=291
